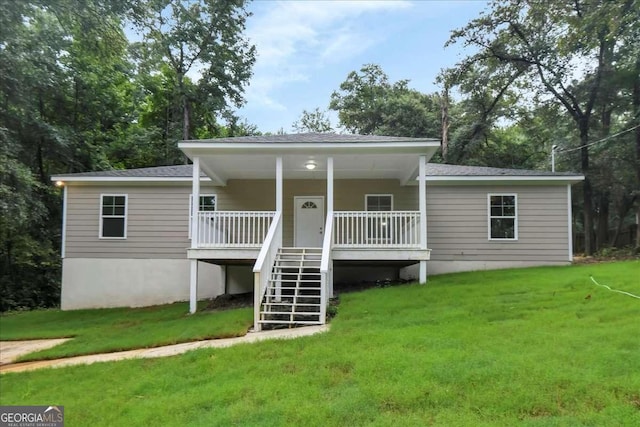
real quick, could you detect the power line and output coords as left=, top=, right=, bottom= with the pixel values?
left=555, top=124, right=640, bottom=154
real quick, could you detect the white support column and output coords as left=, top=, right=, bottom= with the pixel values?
left=276, top=156, right=283, bottom=212
left=61, top=185, right=68, bottom=259
left=275, top=156, right=283, bottom=302
left=191, top=157, right=200, bottom=248
left=418, top=155, right=427, bottom=283
left=327, top=157, right=334, bottom=297
left=327, top=157, right=334, bottom=214
left=189, top=259, right=198, bottom=314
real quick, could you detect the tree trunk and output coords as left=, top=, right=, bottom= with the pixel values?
left=441, top=87, right=450, bottom=162
left=182, top=96, right=190, bottom=141
left=595, top=192, right=609, bottom=250
left=579, top=120, right=595, bottom=255
left=637, top=208, right=640, bottom=250
left=633, top=55, right=640, bottom=248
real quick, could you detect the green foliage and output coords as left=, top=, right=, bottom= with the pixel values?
left=1, top=262, right=638, bottom=425
left=292, top=108, right=333, bottom=133
left=329, top=64, right=440, bottom=138
left=0, top=302, right=252, bottom=360
left=443, top=0, right=640, bottom=253
left=0, top=134, right=60, bottom=311
left=130, top=0, right=256, bottom=140
left=0, top=1, right=258, bottom=310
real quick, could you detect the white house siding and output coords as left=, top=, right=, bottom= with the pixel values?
left=65, top=185, right=208, bottom=258
left=61, top=180, right=572, bottom=308
left=421, top=184, right=570, bottom=275
left=63, top=184, right=222, bottom=309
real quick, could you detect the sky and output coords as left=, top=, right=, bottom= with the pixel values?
left=237, top=0, right=489, bottom=133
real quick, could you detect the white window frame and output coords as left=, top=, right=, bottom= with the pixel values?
left=365, top=194, right=394, bottom=211
left=99, top=194, right=128, bottom=239
left=189, top=194, right=217, bottom=239
left=488, top=193, right=518, bottom=241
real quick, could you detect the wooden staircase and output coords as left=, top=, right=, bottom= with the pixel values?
left=258, top=248, right=324, bottom=328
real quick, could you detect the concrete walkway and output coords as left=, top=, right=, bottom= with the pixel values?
left=0, top=339, right=72, bottom=365
left=0, top=325, right=329, bottom=375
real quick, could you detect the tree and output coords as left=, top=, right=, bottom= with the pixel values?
left=329, top=64, right=440, bottom=138
left=444, top=0, right=639, bottom=254
left=292, top=108, right=333, bottom=133
left=130, top=0, right=256, bottom=142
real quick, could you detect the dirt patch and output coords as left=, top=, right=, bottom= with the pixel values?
left=334, top=279, right=412, bottom=294
left=573, top=255, right=639, bottom=264
left=0, top=338, right=71, bottom=365
left=204, top=293, right=254, bottom=311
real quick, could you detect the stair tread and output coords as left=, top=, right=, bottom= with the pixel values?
left=262, top=302, right=322, bottom=306
left=260, top=310, right=321, bottom=315
left=258, top=320, right=323, bottom=325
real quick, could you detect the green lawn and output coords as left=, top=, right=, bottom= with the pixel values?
left=0, top=302, right=253, bottom=361
left=1, top=261, right=639, bottom=426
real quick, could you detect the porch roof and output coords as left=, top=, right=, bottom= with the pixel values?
left=178, top=133, right=440, bottom=185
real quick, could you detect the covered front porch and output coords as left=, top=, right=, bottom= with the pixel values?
left=179, top=134, right=439, bottom=330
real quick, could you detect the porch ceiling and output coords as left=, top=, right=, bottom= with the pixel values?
left=179, top=140, right=440, bottom=185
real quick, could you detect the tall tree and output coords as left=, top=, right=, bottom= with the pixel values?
left=0, top=1, right=134, bottom=310
left=444, top=0, right=638, bottom=255
left=292, top=108, right=333, bottom=133
left=130, top=0, right=256, bottom=142
left=330, top=64, right=440, bottom=138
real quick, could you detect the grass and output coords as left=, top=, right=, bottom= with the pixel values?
left=1, top=261, right=639, bottom=426
left=0, top=302, right=253, bottom=361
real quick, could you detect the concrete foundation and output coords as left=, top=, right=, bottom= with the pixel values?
left=61, top=258, right=223, bottom=310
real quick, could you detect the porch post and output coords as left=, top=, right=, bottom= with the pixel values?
left=276, top=156, right=283, bottom=212
left=418, top=155, right=427, bottom=283
left=275, top=156, right=283, bottom=301
left=191, top=156, right=200, bottom=248
left=327, top=157, right=334, bottom=213
left=327, top=157, right=334, bottom=297
left=189, top=259, right=198, bottom=314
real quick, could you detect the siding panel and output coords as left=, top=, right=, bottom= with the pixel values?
left=65, top=185, right=194, bottom=259
left=426, top=185, right=569, bottom=262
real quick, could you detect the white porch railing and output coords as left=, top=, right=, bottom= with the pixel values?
left=252, top=212, right=282, bottom=332
left=195, top=211, right=275, bottom=248
left=333, top=211, right=421, bottom=248
left=320, top=212, right=334, bottom=314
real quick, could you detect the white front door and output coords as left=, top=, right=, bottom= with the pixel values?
left=294, top=196, right=324, bottom=247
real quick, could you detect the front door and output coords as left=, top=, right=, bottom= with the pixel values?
left=294, top=196, right=324, bottom=247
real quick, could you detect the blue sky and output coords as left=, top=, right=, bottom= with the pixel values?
left=237, top=0, right=489, bottom=133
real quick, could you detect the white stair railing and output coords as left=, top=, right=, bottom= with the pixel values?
left=197, top=211, right=275, bottom=248
left=320, top=212, right=334, bottom=320
left=252, top=212, right=282, bottom=331
left=333, top=211, right=420, bottom=248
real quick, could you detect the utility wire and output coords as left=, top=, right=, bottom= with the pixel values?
left=555, top=124, right=640, bottom=154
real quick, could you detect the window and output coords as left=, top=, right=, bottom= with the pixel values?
left=197, top=195, right=216, bottom=212
left=365, top=194, right=393, bottom=211
left=301, top=201, right=318, bottom=209
left=365, top=194, right=393, bottom=243
left=488, top=194, right=517, bottom=240
left=100, top=194, right=127, bottom=238
left=189, top=194, right=217, bottom=238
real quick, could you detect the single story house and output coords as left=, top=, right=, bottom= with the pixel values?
left=51, top=133, right=584, bottom=330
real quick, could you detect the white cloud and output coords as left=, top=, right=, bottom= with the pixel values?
left=244, top=0, right=411, bottom=110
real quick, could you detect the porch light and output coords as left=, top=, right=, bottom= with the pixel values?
left=55, top=181, right=64, bottom=187
left=305, top=161, right=317, bottom=170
